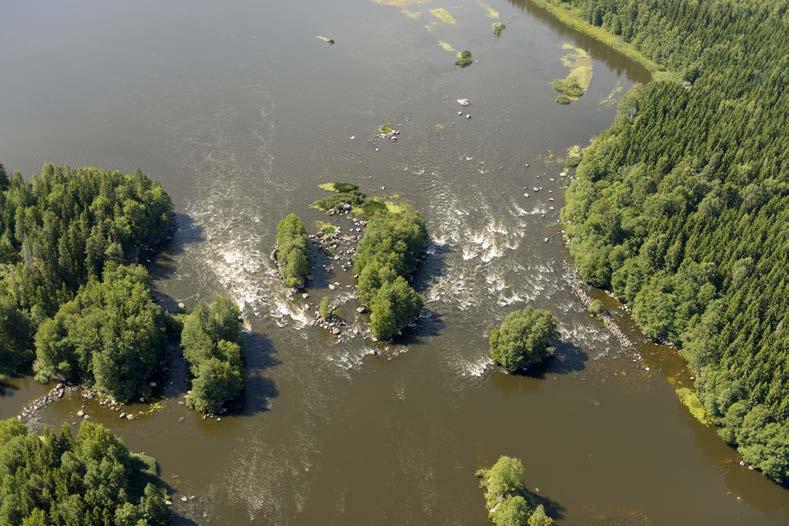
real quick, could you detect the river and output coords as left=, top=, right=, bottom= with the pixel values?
left=0, top=1, right=786, bottom=524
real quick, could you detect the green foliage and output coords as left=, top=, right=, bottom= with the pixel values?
left=489, top=307, right=558, bottom=373
left=0, top=164, right=173, bottom=376
left=587, top=299, right=604, bottom=315
left=311, top=190, right=367, bottom=213
left=0, top=419, right=168, bottom=526
left=493, top=22, right=507, bottom=38
left=33, top=264, right=166, bottom=401
left=455, top=50, right=474, bottom=67
left=557, top=0, right=789, bottom=483
left=319, top=182, right=359, bottom=193
left=354, top=207, right=428, bottom=340
left=476, top=455, right=553, bottom=526
left=181, top=296, right=244, bottom=413
left=552, top=78, right=584, bottom=97
left=275, top=213, right=311, bottom=288
left=555, top=95, right=571, bottom=105
left=319, top=296, right=333, bottom=320
left=676, top=387, right=712, bottom=426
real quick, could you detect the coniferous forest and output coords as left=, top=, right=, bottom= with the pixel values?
left=556, top=0, right=787, bottom=482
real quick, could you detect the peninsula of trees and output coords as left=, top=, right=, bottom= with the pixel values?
left=0, top=419, right=169, bottom=525
left=550, top=0, right=788, bottom=482
left=0, top=163, right=173, bottom=401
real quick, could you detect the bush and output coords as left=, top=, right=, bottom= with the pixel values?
left=33, top=264, right=166, bottom=401
left=369, top=277, right=423, bottom=340
left=0, top=419, right=169, bottom=525
left=455, top=50, right=474, bottom=67
left=275, top=213, right=311, bottom=288
left=493, top=22, right=506, bottom=38
left=181, top=296, right=244, bottom=413
left=587, top=299, right=604, bottom=315
left=552, top=78, right=584, bottom=97
left=489, top=307, right=558, bottom=373
left=319, top=296, right=333, bottom=320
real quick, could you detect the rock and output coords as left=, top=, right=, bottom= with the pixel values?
left=543, top=238, right=549, bottom=243
left=307, top=274, right=314, bottom=281
left=523, top=193, right=530, bottom=198
left=165, top=500, right=173, bottom=506
left=356, top=306, right=366, bottom=313
left=119, top=412, right=126, bottom=419
left=76, top=410, right=84, bottom=417
left=83, top=414, right=90, bottom=419
left=332, top=327, right=341, bottom=335
left=465, top=114, right=471, bottom=119
left=302, top=293, right=309, bottom=299
left=457, top=111, right=463, bottom=115
left=126, top=413, right=135, bottom=420
left=328, top=284, right=336, bottom=290
left=180, top=496, right=188, bottom=503
left=178, top=302, right=186, bottom=310
left=150, top=381, right=157, bottom=387
left=457, top=98, right=470, bottom=106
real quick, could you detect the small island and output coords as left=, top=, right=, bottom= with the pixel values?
left=476, top=455, right=554, bottom=526
left=180, top=296, right=245, bottom=414
left=275, top=213, right=311, bottom=288
left=489, top=307, right=558, bottom=373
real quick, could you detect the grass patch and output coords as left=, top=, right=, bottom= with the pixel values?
left=552, top=43, right=593, bottom=103
left=312, top=191, right=367, bottom=212
left=553, top=78, right=585, bottom=98
left=527, top=0, right=676, bottom=82
left=438, top=40, right=456, bottom=53
left=314, top=221, right=338, bottom=234
left=319, top=182, right=360, bottom=193
left=478, top=1, right=500, bottom=19
left=455, top=50, right=474, bottom=68
left=430, top=8, right=456, bottom=24
left=492, top=22, right=506, bottom=38
left=676, top=387, right=713, bottom=426
left=565, top=144, right=582, bottom=167
left=385, top=201, right=406, bottom=214
left=555, top=95, right=571, bottom=105
left=378, top=123, right=395, bottom=136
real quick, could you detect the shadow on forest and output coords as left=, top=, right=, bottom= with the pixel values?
left=521, top=341, right=588, bottom=378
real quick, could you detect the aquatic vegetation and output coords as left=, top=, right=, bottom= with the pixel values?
left=315, top=35, right=335, bottom=44
left=275, top=213, right=311, bottom=288
left=312, top=189, right=367, bottom=212
left=438, top=40, right=456, bottom=53
left=319, top=182, right=360, bottom=193
left=492, top=22, right=506, bottom=38
left=430, top=8, right=457, bottom=24
left=319, top=296, right=334, bottom=320
left=378, top=123, right=395, bottom=135
left=587, top=298, right=604, bottom=314
left=600, top=81, right=624, bottom=105
left=676, top=387, right=712, bottom=426
left=488, top=307, right=558, bottom=373
left=565, top=144, right=582, bottom=167
left=478, top=1, right=500, bottom=19
left=455, top=50, right=474, bottom=68
left=552, top=43, right=593, bottom=103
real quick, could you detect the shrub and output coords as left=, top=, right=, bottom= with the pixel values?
left=455, top=50, right=474, bottom=67
left=275, top=213, right=311, bottom=288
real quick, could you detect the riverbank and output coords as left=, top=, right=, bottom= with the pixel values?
left=528, top=0, right=675, bottom=81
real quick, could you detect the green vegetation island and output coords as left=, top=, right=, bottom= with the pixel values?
left=543, top=0, right=788, bottom=483
left=476, top=455, right=554, bottom=526
left=489, top=307, right=559, bottom=373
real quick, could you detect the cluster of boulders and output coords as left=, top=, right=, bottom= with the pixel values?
left=18, top=383, right=79, bottom=423
left=310, top=217, right=366, bottom=273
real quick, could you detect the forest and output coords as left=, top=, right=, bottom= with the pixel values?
left=554, top=0, right=787, bottom=482
left=0, top=164, right=174, bottom=397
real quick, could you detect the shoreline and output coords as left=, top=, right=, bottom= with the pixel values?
left=527, top=0, right=675, bottom=81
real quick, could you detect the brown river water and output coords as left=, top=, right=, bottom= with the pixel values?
left=0, top=1, right=786, bottom=524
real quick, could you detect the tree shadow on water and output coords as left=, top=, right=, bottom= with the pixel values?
left=237, top=332, right=280, bottom=417
left=522, top=341, right=588, bottom=379
left=527, top=489, right=566, bottom=522
left=148, top=213, right=205, bottom=311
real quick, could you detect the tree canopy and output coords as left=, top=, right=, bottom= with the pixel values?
left=0, top=163, right=173, bottom=378
left=476, top=455, right=554, bottom=526
left=180, top=296, right=244, bottom=413
left=554, top=0, right=788, bottom=483
left=33, top=264, right=166, bottom=401
left=0, top=419, right=168, bottom=526
left=489, top=307, right=558, bottom=373
left=354, top=207, right=428, bottom=340
left=275, top=213, right=310, bottom=288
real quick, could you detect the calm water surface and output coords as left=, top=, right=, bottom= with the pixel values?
left=0, top=1, right=786, bottom=524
